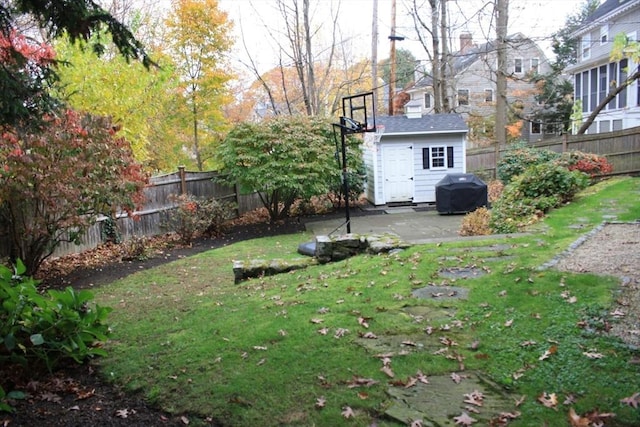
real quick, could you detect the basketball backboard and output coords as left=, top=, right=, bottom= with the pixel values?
left=341, top=92, right=376, bottom=134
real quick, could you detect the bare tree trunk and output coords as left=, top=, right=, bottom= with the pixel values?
left=372, top=0, right=379, bottom=112
left=303, top=0, right=318, bottom=114
left=494, top=0, right=509, bottom=148
left=439, top=0, right=450, bottom=112
left=429, top=0, right=442, bottom=112
left=577, top=67, right=640, bottom=134
left=389, top=0, right=397, bottom=115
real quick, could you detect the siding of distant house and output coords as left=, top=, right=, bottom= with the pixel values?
left=407, top=34, right=552, bottom=143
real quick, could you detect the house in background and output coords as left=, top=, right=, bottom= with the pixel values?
left=405, top=33, right=552, bottom=144
left=362, top=112, right=468, bottom=206
left=566, top=0, right=640, bottom=134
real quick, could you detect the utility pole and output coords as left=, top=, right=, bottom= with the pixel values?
left=372, top=0, right=378, bottom=113
left=495, top=0, right=509, bottom=151
left=388, top=0, right=397, bottom=116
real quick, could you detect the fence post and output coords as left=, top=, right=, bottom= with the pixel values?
left=178, top=165, right=187, bottom=195
left=562, top=133, right=567, bottom=153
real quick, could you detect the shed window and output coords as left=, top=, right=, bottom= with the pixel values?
left=457, top=89, right=469, bottom=106
left=424, top=93, right=431, bottom=108
left=423, top=146, right=454, bottom=170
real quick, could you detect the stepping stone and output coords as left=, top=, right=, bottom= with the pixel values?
left=385, top=372, right=516, bottom=425
left=412, top=285, right=469, bottom=300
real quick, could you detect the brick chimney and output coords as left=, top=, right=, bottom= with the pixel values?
left=460, top=33, right=473, bottom=53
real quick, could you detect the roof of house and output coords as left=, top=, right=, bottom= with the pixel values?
left=585, top=0, right=640, bottom=24
left=376, top=113, right=468, bottom=134
left=411, top=32, right=533, bottom=90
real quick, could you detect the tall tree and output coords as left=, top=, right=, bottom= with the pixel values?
left=0, top=0, right=153, bottom=126
left=379, top=48, right=418, bottom=92
left=165, top=0, right=234, bottom=171
left=494, top=0, right=509, bottom=147
left=54, top=32, right=177, bottom=165
left=410, top=0, right=452, bottom=113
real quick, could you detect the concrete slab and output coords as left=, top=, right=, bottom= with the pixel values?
left=304, top=210, right=465, bottom=244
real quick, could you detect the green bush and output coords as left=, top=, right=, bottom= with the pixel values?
left=490, top=163, right=589, bottom=233
left=164, top=194, right=236, bottom=245
left=497, top=142, right=560, bottom=184
left=0, top=260, right=112, bottom=371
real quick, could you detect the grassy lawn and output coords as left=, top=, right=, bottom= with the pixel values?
left=95, top=177, right=640, bottom=426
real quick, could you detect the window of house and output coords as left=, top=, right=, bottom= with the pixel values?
left=531, top=122, right=541, bottom=134
left=599, top=65, right=607, bottom=104
left=424, top=93, right=431, bottom=109
left=619, top=58, right=628, bottom=108
left=457, top=89, right=469, bottom=106
left=422, top=146, right=454, bottom=170
left=581, top=71, right=589, bottom=112
left=600, top=25, right=608, bottom=45
left=599, top=121, right=610, bottom=132
left=608, top=62, right=618, bottom=109
left=530, top=58, right=539, bottom=74
left=484, top=89, right=493, bottom=102
left=581, top=37, right=591, bottom=60
left=575, top=74, right=581, bottom=105
left=590, top=68, right=598, bottom=111
left=514, top=58, right=523, bottom=74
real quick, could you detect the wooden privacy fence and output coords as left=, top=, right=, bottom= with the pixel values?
left=49, top=167, right=263, bottom=258
left=467, top=126, right=640, bottom=181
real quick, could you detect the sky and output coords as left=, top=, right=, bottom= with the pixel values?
left=218, top=0, right=591, bottom=76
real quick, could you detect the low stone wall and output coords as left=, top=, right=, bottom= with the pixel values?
left=233, top=233, right=410, bottom=283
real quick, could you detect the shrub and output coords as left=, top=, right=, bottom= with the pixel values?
left=0, top=260, right=112, bottom=371
left=559, top=151, right=613, bottom=178
left=164, top=194, right=235, bottom=245
left=459, top=207, right=491, bottom=236
left=490, top=163, right=589, bottom=233
left=497, top=142, right=560, bottom=184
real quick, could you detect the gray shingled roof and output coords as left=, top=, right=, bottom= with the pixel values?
left=376, top=114, right=468, bottom=134
left=586, top=0, right=639, bottom=24
left=412, top=32, right=528, bottom=89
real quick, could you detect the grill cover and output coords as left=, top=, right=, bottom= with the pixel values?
left=435, top=173, right=488, bottom=214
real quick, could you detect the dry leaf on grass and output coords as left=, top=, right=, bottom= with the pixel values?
left=620, top=392, right=640, bottom=408
left=341, top=406, right=355, bottom=419
left=453, top=412, right=477, bottom=425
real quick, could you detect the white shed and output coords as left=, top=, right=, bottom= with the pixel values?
left=363, top=112, right=468, bottom=205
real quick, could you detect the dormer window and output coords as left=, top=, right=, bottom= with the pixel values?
left=600, top=25, right=608, bottom=45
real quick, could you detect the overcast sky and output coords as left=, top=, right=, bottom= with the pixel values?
left=219, top=0, right=589, bottom=76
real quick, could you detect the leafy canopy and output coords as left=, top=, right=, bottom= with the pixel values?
left=217, top=116, right=352, bottom=221
left=0, top=110, right=148, bottom=275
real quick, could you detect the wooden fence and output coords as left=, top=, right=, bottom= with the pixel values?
left=0, top=167, right=263, bottom=259
left=467, top=126, right=640, bottom=181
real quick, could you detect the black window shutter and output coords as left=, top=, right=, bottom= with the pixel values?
left=447, top=146, right=454, bottom=168
left=422, top=148, right=430, bottom=169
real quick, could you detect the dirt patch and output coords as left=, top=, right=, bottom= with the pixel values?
left=554, top=222, right=640, bottom=347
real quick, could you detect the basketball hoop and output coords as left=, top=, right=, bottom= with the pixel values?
left=374, top=125, right=385, bottom=143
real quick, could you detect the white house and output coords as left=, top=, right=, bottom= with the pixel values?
left=363, top=113, right=468, bottom=206
left=566, top=0, right=640, bottom=133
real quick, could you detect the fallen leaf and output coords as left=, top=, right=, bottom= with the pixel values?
left=610, top=308, right=625, bottom=318
left=358, top=316, right=371, bottom=328
left=68, top=405, right=80, bottom=411
left=620, top=392, right=640, bottom=408
left=310, top=318, right=324, bottom=324
left=453, top=412, right=477, bottom=425
left=583, top=352, right=604, bottom=359
left=450, top=372, right=462, bottom=384
left=347, top=376, right=379, bottom=388
left=317, top=307, right=330, bottom=314
left=380, top=365, right=395, bottom=378
left=75, top=388, right=95, bottom=400
left=463, top=390, right=484, bottom=407
left=567, top=407, right=590, bottom=427
left=318, top=327, right=329, bottom=335
left=520, top=340, right=537, bottom=347
left=539, top=345, right=558, bottom=361
left=341, top=406, right=355, bottom=419
left=514, top=395, right=526, bottom=407
left=40, top=392, right=62, bottom=403
left=180, top=415, right=189, bottom=425
left=334, top=328, right=349, bottom=338
left=410, top=420, right=424, bottom=427
left=416, top=371, right=429, bottom=384
left=404, top=377, right=417, bottom=388
left=115, top=409, right=130, bottom=419
left=402, top=340, right=417, bottom=347
left=315, top=396, right=326, bottom=409
left=469, top=340, right=480, bottom=350
left=278, top=329, right=287, bottom=336
left=253, top=346, right=267, bottom=351
left=360, top=331, right=378, bottom=339
left=256, top=358, right=266, bottom=366
left=504, top=319, right=514, bottom=327
left=538, top=392, right=558, bottom=409
left=357, top=391, right=369, bottom=399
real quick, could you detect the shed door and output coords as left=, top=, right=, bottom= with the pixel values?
left=382, top=144, right=414, bottom=203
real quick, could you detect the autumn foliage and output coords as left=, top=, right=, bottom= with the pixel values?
left=0, top=110, right=148, bottom=275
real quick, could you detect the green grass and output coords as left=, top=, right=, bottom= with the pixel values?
left=94, top=177, right=640, bottom=426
